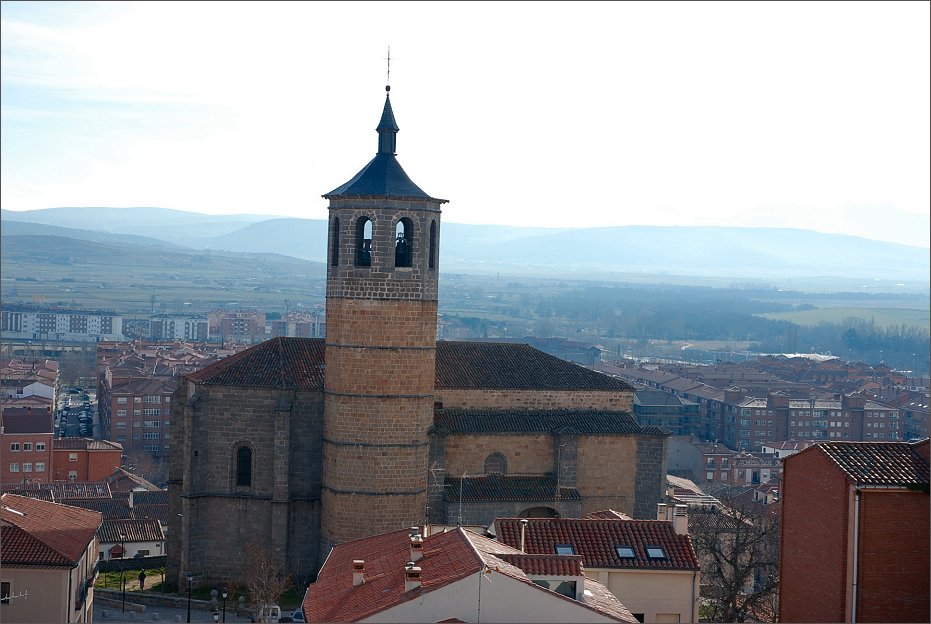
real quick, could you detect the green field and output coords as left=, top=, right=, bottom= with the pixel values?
left=760, top=307, right=930, bottom=332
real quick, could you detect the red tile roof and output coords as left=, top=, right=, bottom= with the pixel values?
left=183, top=337, right=636, bottom=392
left=305, top=527, right=636, bottom=623
left=494, top=517, right=700, bottom=571
left=497, top=553, right=584, bottom=577
left=584, top=509, right=633, bottom=520
left=0, top=493, right=102, bottom=566
left=809, top=440, right=930, bottom=487
left=186, top=337, right=326, bottom=389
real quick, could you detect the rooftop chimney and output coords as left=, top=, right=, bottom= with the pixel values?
left=410, top=534, right=424, bottom=562
left=352, top=560, right=365, bottom=586
left=519, top=518, right=529, bottom=553
left=673, top=504, right=689, bottom=535
left=656, top=502, right=670, bottom=522
left=404, top=562, right=422, bottom=592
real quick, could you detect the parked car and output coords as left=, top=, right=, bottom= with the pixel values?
left=292, top=609, right=305, bottom=622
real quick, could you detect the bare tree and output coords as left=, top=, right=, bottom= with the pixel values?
left=242, top=539, right=292, bottom=622
left=689, top=490, right=780, bottom=622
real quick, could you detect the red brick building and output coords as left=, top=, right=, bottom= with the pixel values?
left=779, top=439, right=930, bottom=622
left=52, top=438, right=123, bottom=482
left=1, top=406, right=54, bottom=484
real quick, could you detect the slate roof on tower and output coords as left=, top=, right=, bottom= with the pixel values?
left=324, top=88, right=447, bottom=202
left=183, top=337, right=637, bottom=393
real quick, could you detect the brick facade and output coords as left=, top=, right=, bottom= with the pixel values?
left=780, top=442, right=930, bottom=623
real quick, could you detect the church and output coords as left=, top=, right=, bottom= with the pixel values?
left=166, top=85, right=669, bottom=587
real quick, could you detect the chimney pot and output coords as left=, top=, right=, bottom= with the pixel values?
left=352, top=559, right=365, bottom=586
left=404, top=564, right=422, bottom=592
left=410, top=534, right=424, bottom=562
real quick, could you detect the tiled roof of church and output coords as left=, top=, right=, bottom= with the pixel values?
left=186, top=337, right=325, bottom=389
left=435, top=341, right=636, bottom=391
left=444, top=475, right=582, bottom=502
left=433, top=409, right=667, bottom=436
left=183, top=338, right=638, bottom=393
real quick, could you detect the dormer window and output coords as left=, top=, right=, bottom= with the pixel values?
left=646, top=546, right=666, bottom=559
left=615, top=546, right=636, bottom=559
left=555, top=544, right=575, bottom=555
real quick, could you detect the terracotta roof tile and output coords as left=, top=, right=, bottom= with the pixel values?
left=0, top=493, right=102, bottom=566
left=98, top=518, right=165, bottom=543
left=584, top=509, right=633, bottom=520
left=497, top=553, right=584, bottom=576
left=494, top=517, right=700, bottom=571
left=305, top=527, right=635, bottom=623
left=433, top=409, right=665, bottom=436
left=813, top=440, right=930, bottom=486
left=186, top=337, right=325, bottom=389
left=445, top=475, right=581, bottom=502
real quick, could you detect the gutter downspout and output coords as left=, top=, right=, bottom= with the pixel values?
left=692, top=569, right=698, bottom=624
left=852, top=489, right=861, bottom=624
left=67, top=566, right=73, bottom=624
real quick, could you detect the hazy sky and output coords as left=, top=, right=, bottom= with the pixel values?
left=2, top=1, right=929, bottom=248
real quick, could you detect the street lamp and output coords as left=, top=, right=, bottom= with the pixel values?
left=221, top=589, right=228, bottom=623
left=186, top=572, right=194, bottom=623
left=120, top=532, right=127, bottom=613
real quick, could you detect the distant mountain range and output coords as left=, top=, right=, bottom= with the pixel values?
left=2, top=207, right=928, bottom=289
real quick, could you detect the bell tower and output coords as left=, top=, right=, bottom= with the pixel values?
left=319, top=84, right=447, bottom=559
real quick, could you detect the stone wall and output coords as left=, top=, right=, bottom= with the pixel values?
left=443, top=433, right=554, bottom=477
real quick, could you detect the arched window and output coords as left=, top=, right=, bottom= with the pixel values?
left=519, top=506, right=560, bottom=518
left=236, top=446, right=252, bottom=487
left=355, top=217, right=373, bottom=267
left=395, top=218, right=413, bottom=268
left=428, top=221, right=437, bottom=270
left=331, top=217, right=340, bottom=267
left=484, top=452, right=507, bottom=475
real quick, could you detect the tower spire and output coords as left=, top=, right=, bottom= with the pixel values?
left=377, top=49, right=399, bottom=155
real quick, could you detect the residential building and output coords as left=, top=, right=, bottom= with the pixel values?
left=269, top=310, right=326, bottom=338
left=634, top=390, right=700, bottom=436
left=97, top=517, right=166, bottom=561
left=494, top=508, right=700, bottom=624
left=52, top=438, right=123, bottom=482
left=1, top=406, right=54, bottom=484
left=1, top=303, right=123, bottom=342
left=302, top=525, right=637, bottom=623
left=208, top=309, right=267, bottom=344
left=148, top=314, right=208, bottom=341
left=779, top=439, right=930, bottom=623
left=0, top=493, right=102, bottom=623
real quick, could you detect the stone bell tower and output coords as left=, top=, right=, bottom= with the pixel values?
left=319, top=84, right=447, bottom=559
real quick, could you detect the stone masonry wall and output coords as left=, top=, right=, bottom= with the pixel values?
left=634, top=435, right=668, bottom=519
left=575, top=436, right=639, bottom=517
left=443, top=433, right=554, bottom=477
left=436, top=388, right=633, bottom=412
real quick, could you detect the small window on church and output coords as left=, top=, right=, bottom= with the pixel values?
left=355, top=217, right=372, bottom=267
left=429, top=221, right=437, bottom=270
left=484, top=452, right=507, bottom=475
left=236, top=446, right=252, bottom=487
left=395, top=218, right=413, bottom=268
left=331, top=217, right=340, bottom=266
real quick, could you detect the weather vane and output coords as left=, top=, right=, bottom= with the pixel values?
left=386, top=46, right=391, bottom=92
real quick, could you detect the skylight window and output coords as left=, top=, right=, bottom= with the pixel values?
left=615, top=546, right=636, bottom=559
left=555, top=543, right=575, bottom=555
left=646, top=546, right=666, bottom=559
